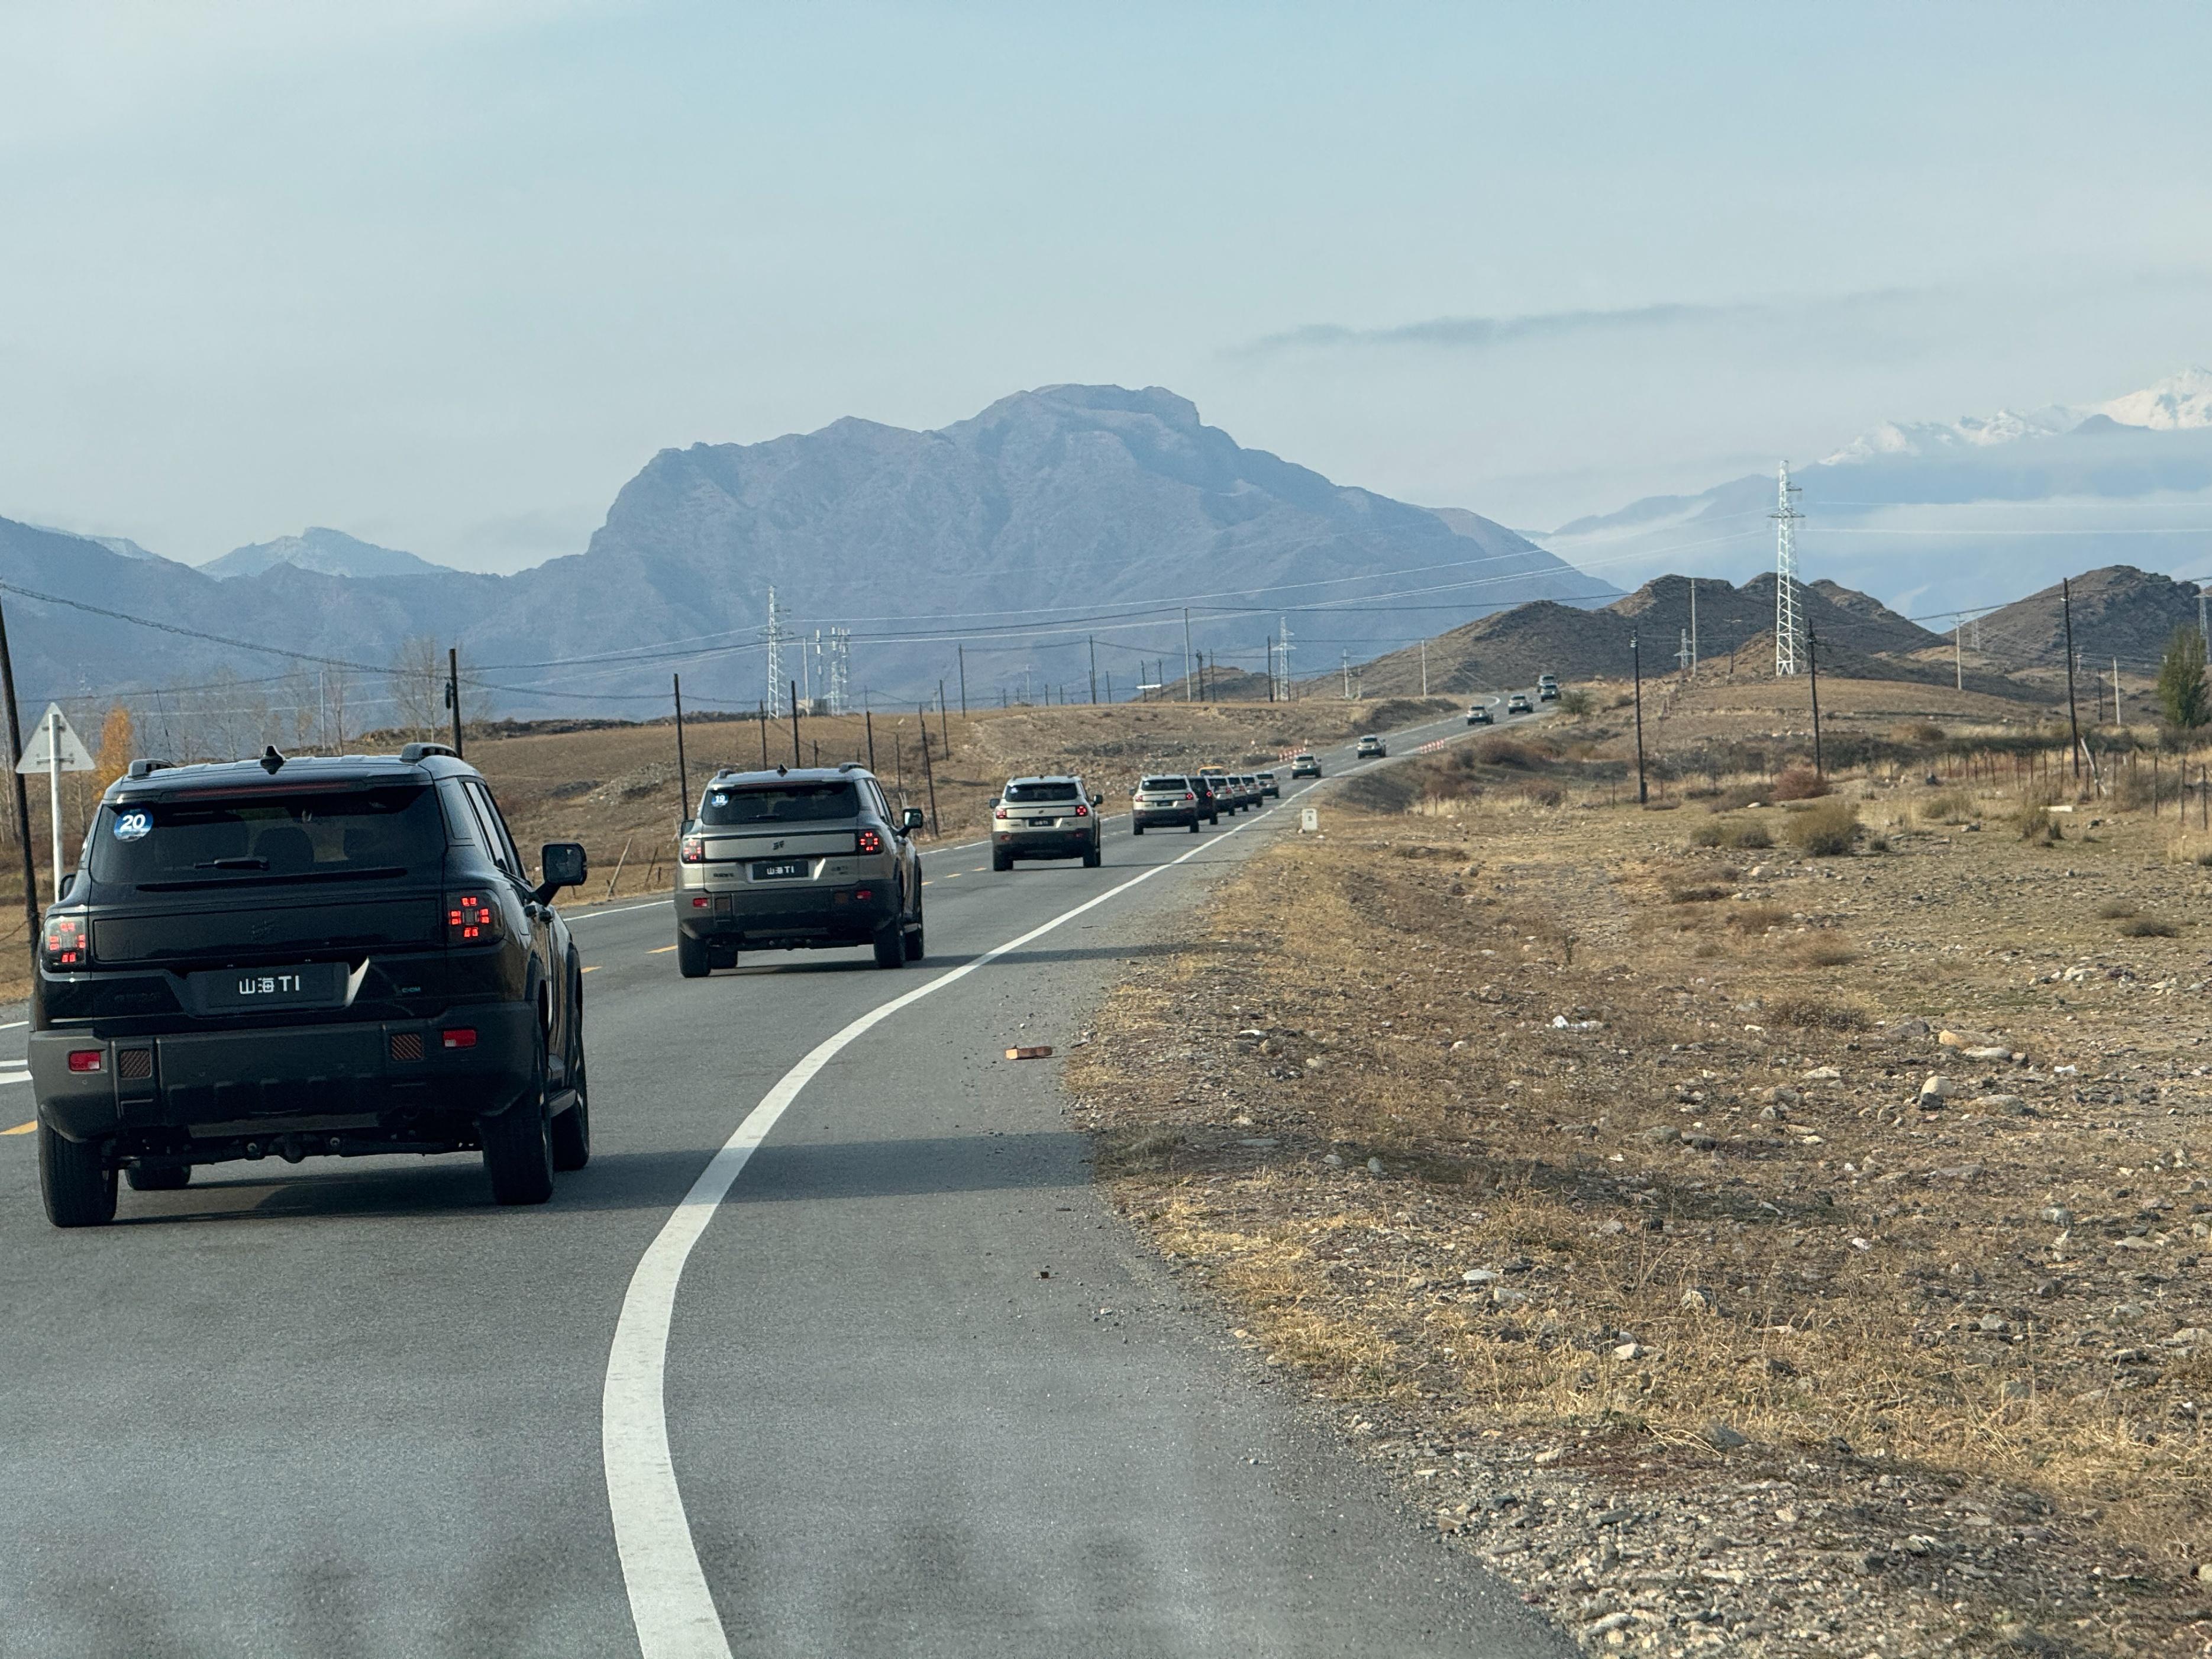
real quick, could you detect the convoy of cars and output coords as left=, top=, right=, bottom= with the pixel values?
left=28, top=679, right=1571, bottom=1223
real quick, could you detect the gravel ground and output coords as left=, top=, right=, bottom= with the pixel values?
left=1071, top=770, right=2212, bottom=1657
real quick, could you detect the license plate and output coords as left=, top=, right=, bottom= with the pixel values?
left=192, top=962, right=345, bottom=1014
left=753, top=860, right=804, bottom=880
left=1028, top=818, right=1055, bottom=827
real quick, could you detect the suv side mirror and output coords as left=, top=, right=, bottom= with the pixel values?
left=902, top=807, right=926, bottom=832
left=56, top=870, right=77, bottom=902
left=537, top=841, right=587, bottom=903
left=1089, top=792, right=1103, bottom=806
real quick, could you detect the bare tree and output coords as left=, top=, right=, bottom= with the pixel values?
left=387, top=636, right=445, bottom=739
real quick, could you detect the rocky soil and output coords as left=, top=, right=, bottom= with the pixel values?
left=1071, top=775, right=2212, bottom=1655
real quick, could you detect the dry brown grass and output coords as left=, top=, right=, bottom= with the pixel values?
left=1072, top=774, right=2212, bottom=1654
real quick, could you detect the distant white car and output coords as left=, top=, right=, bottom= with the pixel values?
left=1355, top=735, right=1386, bottom=758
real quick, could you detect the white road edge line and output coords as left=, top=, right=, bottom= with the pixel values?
left=600, top=799, right=1281, bottom=1659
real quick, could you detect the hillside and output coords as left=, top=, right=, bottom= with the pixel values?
left=203, top=527, right=454, bottom=580
left=1971, top=564, right=2204, bottom=676
left=0, top=385, right=1608, bottom=722
left=1325, top=572, right=2029, bottom=701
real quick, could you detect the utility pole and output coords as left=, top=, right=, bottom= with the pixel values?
left=1265, top=634, right=1275, bottom=702
left=757, top=701, right=768, bottom=769
left=2062, top=577, right=2083, bottom=780
left=1280, top=616, right=1293, bottom=701
left=918, top=704, right=939, bottom=835
left=447, top=646, right=463, bottom=758
left=1089, top=636, right=1097, bottom=705
left=789, top=679, right=802, bottom=768
left=1183, top=608, right=1194, bottom=701
left=957, top=645, right=968, bottom=717
left=1807, top=628, right=1825, bottom=779
left=2200, top=590, right=2208, bottom=654
left=1631, top=634, right=1647, bottom=805
left=1341, top=649, right=1352, bottom=700
left=2114, top=656, right=2123, bottom=728
left=1955, top=615, right=1963, bottom=691
left=1688, top=578, right=1698, bottom=676
left=937, top=681, right=949, bottom=752
left=0, top=595, right=36, bottom=954
left=866, top=709, right=876, bottom=772
left=1420, top=638, right=1429, bottom=697
left=673, top=673, right=689, bottom=824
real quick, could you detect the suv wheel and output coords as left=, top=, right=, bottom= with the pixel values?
left=482, top=1057, right=555, bottom=1205
left=676, top=930, right=712, bottom=978
left=905, top=896, right=925, bottom=962
left=872, top=918, right=908, bottom=969
left=551, top=971, right=590, bottom=1173
left=1132, top=821, right=1144, bottom=835
left=992, top=848, right=1012, bottom=872
left=40, top=1123, right=117, bottom=1228
left=127, top=1163, right=190, bottom=1192
left=1083, top=842, right=1101, bottom=868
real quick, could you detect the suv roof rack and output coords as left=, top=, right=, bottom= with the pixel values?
left=124, top=758, right=175, bottom=780
left=399, top=742, right=459, bottom=764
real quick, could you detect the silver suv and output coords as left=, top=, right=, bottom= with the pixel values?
left=674, top=765, right=924, bottom=976
left=993, top=776, right=1103, bottom=870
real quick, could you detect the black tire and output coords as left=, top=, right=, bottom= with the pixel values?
left=482, top=1053, right=555, bottom=1206
left=873, top=918, right=908, bottom=969
left=905, top=894, right=925, bottom=962
left=1083, top=843, right=1101, bottom=867
left=992, top=848, right=1012, bottom=872
left=676, top=930, right=712, bottom=978
left=1132, top=822, right=1144, bottom=835
left=552, top=971, right=590, bottom=1172
left=127, top=1163, right=189, bottom=1192
left=1189, top=818, right=1201, bottom=832
left=40, top=1124, right=116, bottom=1228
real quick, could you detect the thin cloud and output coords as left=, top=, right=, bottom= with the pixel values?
left=1232, top=301, right=1766, bottom=359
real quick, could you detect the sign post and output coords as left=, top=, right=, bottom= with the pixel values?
left=15, top=703, right=95, bottom=903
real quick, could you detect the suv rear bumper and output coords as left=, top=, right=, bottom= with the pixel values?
left=994, top=828, right=1096, bottom=858
left=677, top=882, right=898, bottom=947
left=31, top=1003, right=540, bottom=1143
left=1132, top=805, right=1197, bottom=827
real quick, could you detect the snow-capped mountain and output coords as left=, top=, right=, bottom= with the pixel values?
left=1823, top=367, right=2212, bottom=463
left=1541, top=368, right=2212, bottom=620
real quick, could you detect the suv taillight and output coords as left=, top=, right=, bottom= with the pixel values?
left=1074, top=803, right=1089, bottom=816
left=680, top=835, right=704, bottom=864
left=43, top=914, right=88, bottom=970
left=1184, top=792, right=1195, bottom=801
left=445, top=893, right=499, bottom=945
left=994, top=806, right=1009, bottom=820
left=856, top=828, right=883, bottom=855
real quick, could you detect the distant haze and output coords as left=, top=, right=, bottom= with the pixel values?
left=3, top=7, right=2211, bottom=589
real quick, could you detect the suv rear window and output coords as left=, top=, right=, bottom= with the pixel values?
left=1140, top=777, right=1188, bottom=791
left=90, top=786, right=444, bottom=889
left=1003, top=782, right=1078, bottom=803
left=699, top=782, right=858, bottom=825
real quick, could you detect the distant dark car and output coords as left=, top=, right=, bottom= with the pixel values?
left=32, top=743, right=591, bottom=1226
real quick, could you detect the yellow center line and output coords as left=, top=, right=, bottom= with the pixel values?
left=4, top=1120, right=34, bottom=1136
left=581, top=964, right=602, bottom=973
left=647, top=944, right=677, bottom=955
left=942, top=872, right=960, bottom=880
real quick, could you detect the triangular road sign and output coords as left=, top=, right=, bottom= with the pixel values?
left=16, top=704, right=96, bottom=774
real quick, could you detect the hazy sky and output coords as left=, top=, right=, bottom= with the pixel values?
left=5, top=2, right=2211, bottom=572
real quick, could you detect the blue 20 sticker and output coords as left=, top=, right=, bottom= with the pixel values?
left=113, top=810, right=152, bottom=841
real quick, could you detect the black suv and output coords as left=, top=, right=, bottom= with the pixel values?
left=30, top=743, right=590, bottom=1227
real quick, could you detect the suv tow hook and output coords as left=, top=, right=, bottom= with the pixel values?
left=276, top=1134, right=307, bottom=1165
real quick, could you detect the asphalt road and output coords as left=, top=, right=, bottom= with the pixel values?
left=0, top=697, right=1572, bottom=1659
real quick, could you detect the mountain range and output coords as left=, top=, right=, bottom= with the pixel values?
left=1540, top=369, right=2212, bottom=619
left=0, top=385, right=1604, bottom=722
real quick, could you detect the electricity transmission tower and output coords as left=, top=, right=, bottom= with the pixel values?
left=763, top=587, right=790, bottom=715
left=1277, top=617, right=1293, bottom=700
left=1771, top=461, right=1806, bottom=676
left=824, top=627, right=851, bottom=715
